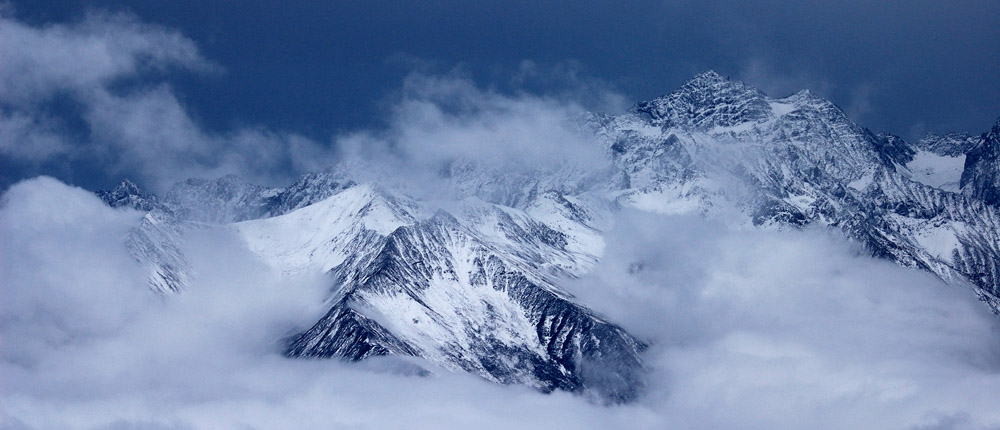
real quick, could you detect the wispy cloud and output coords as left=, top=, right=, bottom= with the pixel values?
left=332, top=68, right=615, bottom=201
left=0, top=11, right=210, bottom=167
left=0, top=12, right=214, bottom=105
left=1, top=12, right=625, bottom=194
left=0, top=12, right=336, bottom=192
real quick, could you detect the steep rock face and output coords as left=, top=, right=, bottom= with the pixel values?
left=874, top=132, right=916, bottom=166
left=904, top=131, right=980, bottom=193
left=124, top=212, right=191, bottom=294
left=961, top=120, right=1000, bottom=207
left=235, top=184, right=423, bottom=275
left=457, top=193, right=608, bottom=278
left=589, top=75, right=887, bottom=226
left=917, top=132, right=981, bottom=156
left=97, top=180, right=168, bottom=213
left=864, top=171, right=1000, bottom=306
left=97, top=180, right=189, bottom=293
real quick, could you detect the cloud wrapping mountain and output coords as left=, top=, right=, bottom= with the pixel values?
left=3, top=11, right=1000, bottom=430
left=3, top=178, right=1000, bottom=429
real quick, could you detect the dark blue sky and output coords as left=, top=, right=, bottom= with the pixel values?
left=4, top=0, right=1000, bottom=190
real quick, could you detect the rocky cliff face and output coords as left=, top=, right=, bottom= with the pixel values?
left=961, top=119, right=1000, bottom=207
left=917, top=132, right=980, bottom=157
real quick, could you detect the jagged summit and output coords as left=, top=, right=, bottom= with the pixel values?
left=872, top=132, right=916, bottom=166
left=163, top=174, right=279, bottom=224
left=112, top=178, right=142, bottom=193
left=633, top=71, right=772, bottom=129
left=917, top=132, right=980, bottom=157
left=97, top=179, right=164, bottom=212
left=961, top=118, right=1000, bottom=206
left=675, top=70, right=741, bottom=92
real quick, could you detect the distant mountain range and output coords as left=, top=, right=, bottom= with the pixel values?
left=97, top=71, right=1000, bottom=402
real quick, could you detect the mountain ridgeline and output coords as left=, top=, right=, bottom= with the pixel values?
left=98, top=71, right=1000, bottom=402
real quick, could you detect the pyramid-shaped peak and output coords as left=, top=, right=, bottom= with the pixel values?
left=654, top=71, right=768, bottom=104
left=117, top=178, right=139, bottom=188
left=779, top=88, right=828, bottom=107
left=672, top=71, right=759, bottom=97
left=792, top=88, right=813, bottom=97
left=97, top=178, right=163, bottom=212
left=108, top=178, right=146, bottom=195
left=685, top=70, right=727, bottom=85
left=633, top=71, right=770, bottom=128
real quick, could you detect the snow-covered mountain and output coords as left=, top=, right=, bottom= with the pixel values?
left=96, top=71, right=1000, bottom=402
left=588, top=71, right=1000, bottom=309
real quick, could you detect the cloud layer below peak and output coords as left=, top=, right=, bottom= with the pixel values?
left=3, top=179, right=1000, bottom=429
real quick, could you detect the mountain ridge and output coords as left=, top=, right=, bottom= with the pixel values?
left=95, top=72, right=1000, bottom=402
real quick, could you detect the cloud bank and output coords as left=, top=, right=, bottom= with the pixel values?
left=3, top=179, right=999, bottom=429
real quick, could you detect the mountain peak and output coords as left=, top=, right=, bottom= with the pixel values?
left=787, top=88, right=819, bottom=101
left=684, top=70, right=726, bottom=85
left=632, top=71, right=770, bottom=129
left=674, top=70, right=757, bottom=97
left=116, top=178, right=141, bottom=192
left=97, top=178, right=163, bottom=212
left=960, top=116, right=1000, bottom=206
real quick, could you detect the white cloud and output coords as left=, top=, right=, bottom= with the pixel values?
left=334, top=70, right=614, bottom=201
left=79, top=84, right=330, bottom=189
left=0, top=12, right=336, bottom=192
left=564, top=210, right=1000, bottom=429
left=0, top=110, right=67, bottom=161
left=0, top=177, right=150, bottom=368
left=3, top=180, right=1000, bottom=429
left=0, top=12, right=616, bottom=195
left=0, top=12, right=213, bottom=106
